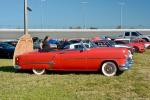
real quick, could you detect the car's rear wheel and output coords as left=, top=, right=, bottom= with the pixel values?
left=32, top=69, right=45, bottom=75
left=101, top=62, right=117, bottom=77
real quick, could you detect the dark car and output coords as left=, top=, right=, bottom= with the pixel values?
left=0, top=42, right=15, bottom=58
left=3, top=41, right=18, bottom=47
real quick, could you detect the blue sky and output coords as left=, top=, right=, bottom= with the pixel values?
left=0, top=0, right=150, bottom=29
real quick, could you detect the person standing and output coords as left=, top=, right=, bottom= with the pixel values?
left=41, top=36, right=52, bottom=52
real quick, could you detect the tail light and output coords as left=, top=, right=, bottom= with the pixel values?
left=15, top=57, right=19, bottom=65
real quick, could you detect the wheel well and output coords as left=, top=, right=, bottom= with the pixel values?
left=142, top=38, right=149, bottom=42
left=99, top=60, right=118, bottom=71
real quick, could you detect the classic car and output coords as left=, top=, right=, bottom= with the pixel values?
left=94, top=39, right=134, bottom=54
left=0, top=42, right=15, bottom=58
left=14, top=41, right=133, bottom=77
left=114, top=39, right=145, bottom=53
left=131, top=38, right=150, bottom=49
left=1, top=39, right=18, bottom=47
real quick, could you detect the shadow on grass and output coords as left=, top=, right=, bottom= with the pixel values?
left=47, top=71, right=124, bottom=76
left=0, top=66, right=123, bottom=76
left=0, top=66, right=32, bottom=74
left=47, top=71, right=100, bottom=75
left=0, top=66, right=101, bottom=75
left=0, top=57, right=13, bottom=59
left=0, top=66, right=15, bottom=72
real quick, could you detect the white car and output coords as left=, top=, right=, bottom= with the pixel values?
left=64, top=42, right=133, bottom=60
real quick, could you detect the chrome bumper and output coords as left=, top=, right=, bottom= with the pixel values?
left=119, top=58, right=133, bottom=71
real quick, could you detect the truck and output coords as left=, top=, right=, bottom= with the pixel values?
left=118, top=31, right=150, bottom=42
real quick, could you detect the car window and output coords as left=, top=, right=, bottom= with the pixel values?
left=108, top=40, right=116, bottom=45
left=115, top=41, right=126, bottom=45
left=74, top=44, right=83, bottom=50
left=97, top=42, right=108, bottom=47
left=132, top=32, right=139, bottom=36
left=125, top=32, right=130, bottom=36
left=64, top=45, right=70, bottom=49
left=84, top=44, right=89, bottom=48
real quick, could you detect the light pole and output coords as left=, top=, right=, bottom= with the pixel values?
left=80, top=1, right=88, bottom=29
left=118, top=2, right=125, bottom=29
left=40, top=0, right=46, bottom=29
left=24, top=0, right=28, bottom=34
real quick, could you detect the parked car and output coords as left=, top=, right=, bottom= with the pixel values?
left=94, top=40, right=134, bottom=54
left=14, top=41, right=133, bottom=76
left=0, top=42, right=15, bottom=58
left=131, top=38, right=150, bottom=49
left=2, top=40, right=18, bottom=47
left=114, top=39, right=145, bottom=53
left=118, top=31, right=150, bottom=42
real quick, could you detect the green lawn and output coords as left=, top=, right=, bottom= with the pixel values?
left=0, top=50, right=150, bottom=100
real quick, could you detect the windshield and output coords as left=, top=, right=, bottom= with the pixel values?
left=82, top=40, right=98, bottom=48
left=136, top=32, right=143, bottom=36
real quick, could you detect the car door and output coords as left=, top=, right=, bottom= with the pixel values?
left=84, top=49, right=102, bottom=71
left=0, top=44, right=7, bottom=56
left=57, top=49, right=87, bottom=71
left=131, top=32, right=139, bottom=40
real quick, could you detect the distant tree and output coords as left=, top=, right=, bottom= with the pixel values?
left=75, top=26, right=81, bottom=29
left=69, top=26, right=73, bottom=29
left=129, top=27, right=135, bottom=29
left=89, top=27, right=98, bottom=29
left=116, top=25, right=122, bottom=29
left=69, top=26, right=81, bottom=29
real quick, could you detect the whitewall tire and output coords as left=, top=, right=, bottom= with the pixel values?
left=102, top=62, right=117, bottom=77
left=32, top=69, right=45, bottom=75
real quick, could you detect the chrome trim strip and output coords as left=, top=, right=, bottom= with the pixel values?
left=25, top=62, right=54, bottom=65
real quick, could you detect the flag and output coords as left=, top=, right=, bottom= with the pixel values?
left=27, top=7, right=32, bottom=11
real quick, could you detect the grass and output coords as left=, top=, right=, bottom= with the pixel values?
left=0, top=50, right=150, bottom=100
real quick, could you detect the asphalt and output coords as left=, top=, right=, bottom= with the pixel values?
left=0, top=30, right=150, bottom=40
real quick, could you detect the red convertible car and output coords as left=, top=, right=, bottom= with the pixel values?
left=14, top=42, right=133, bottom=76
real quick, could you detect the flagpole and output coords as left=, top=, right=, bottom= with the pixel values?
left=24, top=0, right=28, bottom=35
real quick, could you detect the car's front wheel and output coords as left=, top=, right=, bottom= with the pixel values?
left=101, top=62, right=117, bottom=76
left=32, top=69, right=45, bottom=75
